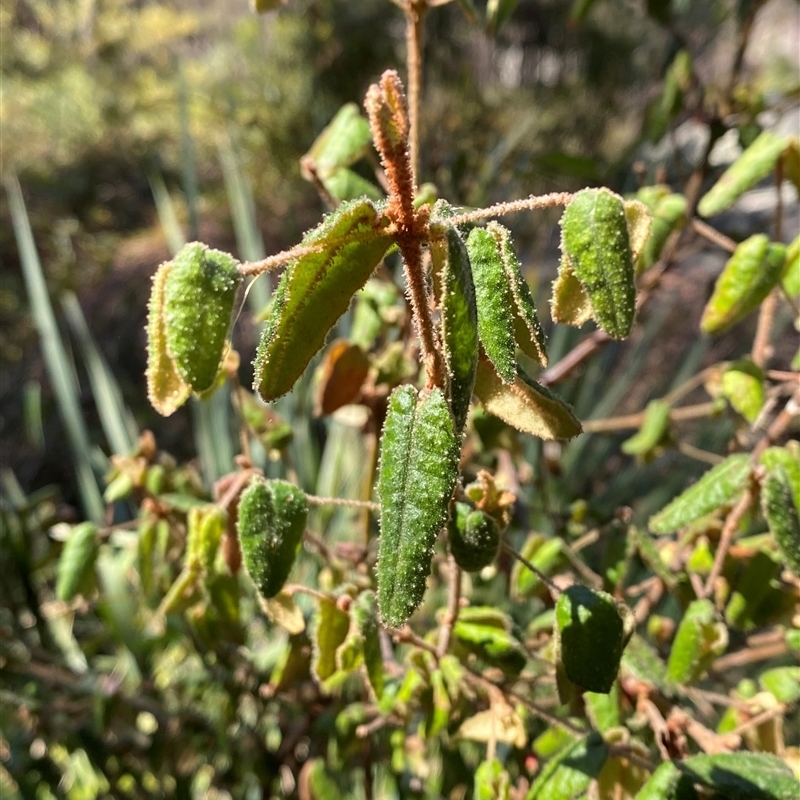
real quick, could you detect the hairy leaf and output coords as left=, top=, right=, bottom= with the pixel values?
left=526, top=734, right=608, bottom=800
left=447, top=501, right=500, bottom=572
left=550, top=261, right=593, bottom=327
left=473, top=357, right=582, bottom=441
left=163, top=242, right=241, bottom=393
left=377, top=386, right=460, bottom=627
left=667, top=599, right=728, bottom=684
left=698, top=131, right=789, bottom=217
left=633, top=762, right=682, bottom=800
left=762, top=466, right=800, bottom=577
left=678, top=752, right=800, bottom=800
left=648, top=454, right=751, bottom=534
left=146, top=262, right=191, bottom=416
left=559, top=188, right=637, bottom=338
left=760, top=443, right=800, bottom=510
left=720, top=358, right=764, bottom=423
left=555, top=585, right=630, bottom=695
left=467, top=226, right=518, bottom=382
left=621, top=399, right=671, bottom=456
left=254, top=199, right=392, bottom=401
left=433, top=225, right=479, bottom=430
left=351, top=591, right=384, bottom=699
left=237, top=478, right=308, bottom=599
left=311, top=595, right=350, bottom=686
left=700, top=235, right=786, bottom=334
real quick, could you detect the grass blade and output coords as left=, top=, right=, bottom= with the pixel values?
left=146, top=165, right=186, bottom=256
left=62, top=291, right=138, bottom=457
left=5, top=174, right=104, bottom=522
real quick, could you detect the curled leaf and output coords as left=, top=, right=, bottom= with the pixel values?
left=163, top=242, right=242, bottom=393
left=377, top=386, right=460, bottom=627
left=254, top=199, right=392, bottom=401
left=621, top=399, right=671, bottom=456
left=698, top=131, right=789, bottom=218
left=558, top=188, right=638, bottom=339
left=700, top=234, right=786, bottom=334
left=237, top=478, right=308, bottom=599
left=473, top=357, right=582, bottom=441
left=146, top=262, right=191, bottom=416
left=433, top=225, right=479, bottom=431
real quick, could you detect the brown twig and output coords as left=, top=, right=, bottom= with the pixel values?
left=436, top=554, right=462, bottom=657
left=691, top=218, right=737, bottom=253
left=701, top=485, right=756, bottom=601
left=501, top=541, right=561, bottom=597
left=403, top=0, right=427, bottom=183
left=581, top=401, right=719, bottom=434
left=539, top=330, right=611, bottom=387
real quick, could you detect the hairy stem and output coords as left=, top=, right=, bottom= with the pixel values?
left=404, top=0, right=427, bottom=183
left=436, top=554, right=462, bottom=657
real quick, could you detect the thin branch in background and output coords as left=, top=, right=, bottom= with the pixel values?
left=691, top=218, right=737, bottom=252
left=501, top=541, right=561, bottom=597
left=677, top=442, right=725, bottom=465
left=581, top=401, right=719, bottom=434
left=403, top=0, right=427, bottom=183
left=436, top=554, right=462, bottom=657
left=701, top=486, right=756, bottom=601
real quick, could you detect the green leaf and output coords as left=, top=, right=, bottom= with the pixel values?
left=466, top=223, right=548, bottom=383
left=678, top=752, right=800, bottom=800
left=526, top=734, right=608, bottom=800
left=467, top=226, right=518, bottom=382
left=555, top=585, right=631, bottom=695
left=474, top=759, right=510, bottom=800
left=377, top=386, right=460, bottom=627
left=667, top=598, right=728, bottom=684
left=254, top=199, right=392, bottom=401
left=634, top=762, right=682, bottom=800
left=303, top=103, right=373, bottom=177
left=648, top=453, right=751, bottom=534
left=511, top=534, right=563, bottom=598
left=237, top=478, right=308, bottom=599
left=321, top=168, right=383, bottom=203
left=351, top=591, right=385, bottom=699
left=473, top=358, right=582, bottom=441
left=490, top=222, right=548, bottom=367
left=782, top=234, right=799, bottom=299
left=311, top=595, right=351, bottom=686
left=634, top=187, right=686, bottom=272
left=584, top=682, right=620, bottom=733
left=762, top=466, right=800, bottom=577
left=720, top=358, right=765, bottom=422
left=698, top=131, right=789, bottom=217
left=433, top=225, right=479, bottom=431
left=621, top=399, right=671, bottom=456
left=447, top=502, right=500, bottom=572
left=760, top=443, right=800, bottom=511
left=724, top=550, right=780, bottom=628
left=558, top=187, right=638, bottom=338
left=700, top=235, right=786, bottom=334
left=453, top=619, right=527, bottom=675
left=56, top=523, right=99, bottom=602
left=621, top=635, right=670, bottom=692
left=186, top=505, right=225, bottom=574
left=163, top=242, right=242, bottom=393
left=760, top=666, right=800, bottom=703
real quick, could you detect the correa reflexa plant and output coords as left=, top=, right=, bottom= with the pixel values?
left=138, top=54, right=800, bottom=795
left=25, top=2, right=798, bottom=797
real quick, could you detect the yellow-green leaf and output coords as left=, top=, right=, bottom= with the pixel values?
left=621, top=399, right=671, bottom=456
left=56, top=523, right=99, bottom=602
left=667, top=598, right=728, bottom=684
left=700, top=235, right=786, bottom=334
left=558, top=187, right=638, bottom=338
left=720, top=358, right=765, bottom=423
left=146, top=262, right=191, bottom=416
left=698, top=131, right=789, bottom=217
left=762, top=466, right=800, bottom=578
left=473, top=357, right=582, bottom=441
